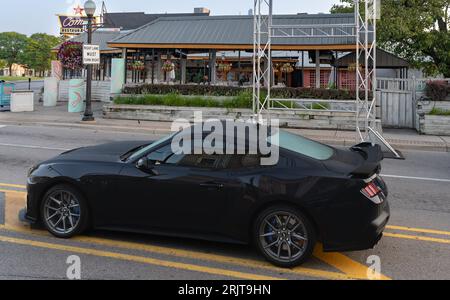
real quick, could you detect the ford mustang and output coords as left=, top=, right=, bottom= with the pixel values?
left=22, top=125, right=389, bottom=267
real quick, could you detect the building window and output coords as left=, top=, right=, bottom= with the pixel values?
left=339, top=70, right=356, bottom=91
left=308, top=70, right=331, bottom=88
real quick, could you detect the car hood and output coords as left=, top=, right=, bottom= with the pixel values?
left=52, top=141, right=151, bottom=163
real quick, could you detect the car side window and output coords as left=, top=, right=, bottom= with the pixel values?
left=221, top=155, right=262, bottom=170
left=166, top=154, right=225, bottom=169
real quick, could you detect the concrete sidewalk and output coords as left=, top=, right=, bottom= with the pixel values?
left=1, top=102, right=449, bottom=152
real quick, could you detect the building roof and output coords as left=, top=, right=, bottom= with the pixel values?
left=334, top=48, right=409, bottom=68
left=53, top=30, right=127, bottom=52
left=72, top=30, right=127, bottom=52
left=103, top=12, right=210, bottom=30
left=108, top=14, right=358, bottom=50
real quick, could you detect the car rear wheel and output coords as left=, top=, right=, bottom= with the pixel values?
left=254, top=206, right=316, bottom=268
left=41, top=185, right=89, bottom=238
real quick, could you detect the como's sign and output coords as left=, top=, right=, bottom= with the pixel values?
left=57, top=15, right=98, bottom=35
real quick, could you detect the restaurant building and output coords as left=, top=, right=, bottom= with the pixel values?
left=55, top=7, right=409, bottom=92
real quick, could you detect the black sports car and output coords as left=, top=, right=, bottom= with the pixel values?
left=22, top=126, right=389, bottom=267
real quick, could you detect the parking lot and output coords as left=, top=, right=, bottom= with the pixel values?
left=0, top=123, right=449, bottom=280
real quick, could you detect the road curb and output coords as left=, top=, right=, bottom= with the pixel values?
left=1, top=120, right=449, bottom=153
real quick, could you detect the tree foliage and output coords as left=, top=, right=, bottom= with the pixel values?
left=0, top=32, right=29, bottom=74
left=331, top=0, right=450, bottom=77
left=23, top=33, right=61, bottom=76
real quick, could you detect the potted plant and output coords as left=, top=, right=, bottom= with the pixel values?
left=280, top=63, right=294, bottom=73
left=57, top=41, right=83, bottom=71
left=132, top=61, right=145, bottom=71
left=162, top=60, right=175, bottom=72
left=217, top=62, right=232, bottom=73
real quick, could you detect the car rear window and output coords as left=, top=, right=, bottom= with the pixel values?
left=269, top=130, right=334, bottom=161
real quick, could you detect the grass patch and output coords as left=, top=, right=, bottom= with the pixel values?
left=429, top=107, right=450, bottom=116
left=0, top=76, right=43, bottom=82
left=114, top=92, right=253, bottom=109
left=114, top=91, right=333, bottom=111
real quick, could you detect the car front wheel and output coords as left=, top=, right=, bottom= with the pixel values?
left=254, top=206, right=316, bottom=268
left=41, top=184, right=89, bottom=238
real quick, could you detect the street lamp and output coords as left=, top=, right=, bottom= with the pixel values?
left=82, top=0, right=96, bottom=122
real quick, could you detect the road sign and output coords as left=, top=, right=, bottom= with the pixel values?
left=83, top=45, right=100, bottom=65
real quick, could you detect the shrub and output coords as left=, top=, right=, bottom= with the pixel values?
left=122, top=84, right=357, bottom=100
left=429, top=107, right=450, bottom=116
left=425, top=81, right=450, bottom=102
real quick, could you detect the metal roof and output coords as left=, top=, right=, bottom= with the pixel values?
left=69, top=30, right=126, bottom=52
left=103, top=12, right=210, bottom=30
left=109, top=14, right=357, bottom=49
left=334, top=48, right=409, bottom=68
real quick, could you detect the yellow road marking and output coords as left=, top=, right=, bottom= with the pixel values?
left=384, top=232, right=450, bottom=245
left=3, top=192, right=26, bottom=229
left=0, top=189, right=26, bottom=195
left=0, top=189, right=356, bottom=280
left=0, top=183, right=26, bottom=190
left=0, top=234, right=281, bottom=280
left=313, top=244, right=391, bottom=280
left=1, top=185, right=442, bottom=279
left=386, top=225, right=450, bottom=237
left=0, top=224, right=352, bottom=280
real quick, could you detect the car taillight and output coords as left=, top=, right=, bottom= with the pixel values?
left=361, top=182, right=381, bottom=199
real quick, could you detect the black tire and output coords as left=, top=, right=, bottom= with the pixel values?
left=40, top=184, right=89, bottom=238
left=253, top=205, right=316, bottom=268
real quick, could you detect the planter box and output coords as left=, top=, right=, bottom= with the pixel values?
left=419, top=115, right=450, bottom=136
left=103, top=104, right=360, bottom=130
left=117, top=94, right=236, bottom=101
left=417, top=101, right=450, bottom=114
left=10, top=90, right=34, bottom=112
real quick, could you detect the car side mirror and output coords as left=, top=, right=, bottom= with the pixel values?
left=137, top=157, right=157, bottom=174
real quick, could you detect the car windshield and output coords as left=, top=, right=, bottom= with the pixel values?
left=269, top=130, right=334, bottom=161
left=127, top=132, right=177, bottom=161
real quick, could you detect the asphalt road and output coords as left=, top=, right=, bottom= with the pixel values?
left=0, top=123, right=449, bottom=280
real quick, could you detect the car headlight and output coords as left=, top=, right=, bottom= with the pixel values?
left=27, top=165, right=39, bottom=178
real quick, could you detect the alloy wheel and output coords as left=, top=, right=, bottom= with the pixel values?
left=43, top=190, right=81, bottom=235
left=259, top=211, right=308, bottom=263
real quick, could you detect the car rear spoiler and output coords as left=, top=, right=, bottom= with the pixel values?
left=350, top=142, right=384, bottom=177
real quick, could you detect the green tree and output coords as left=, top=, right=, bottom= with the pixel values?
left=330, top=0, right=355, bottom=13
left=0, top=59, right=6, bottom=70
left=23, top=33, right=61, bottom=76
left=331, top=0, right=450, bottom=77
left=0, top=32, right=29, bottom=75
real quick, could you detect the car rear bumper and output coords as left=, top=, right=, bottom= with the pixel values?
left=322, top=198, right=390, bottom=252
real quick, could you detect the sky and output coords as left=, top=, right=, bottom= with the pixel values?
left=0, top=0, right=339, bottom=36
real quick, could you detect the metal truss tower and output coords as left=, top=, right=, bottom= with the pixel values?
left=252, top=0, right=401, bottom=158
left=252, top=0, right=273, bottom=123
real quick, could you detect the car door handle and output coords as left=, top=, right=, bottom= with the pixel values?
left=200, top=182, right=224, bottom=189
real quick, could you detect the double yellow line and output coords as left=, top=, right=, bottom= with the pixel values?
left=0, top=188, right=354, bottom=280
left=385, top=225, right=450, bottom=245
left=3, top=183, right=449, bottom=279
left=0, top=223, right=354, bottom=280
left=0, top=233, right=282, bottom=280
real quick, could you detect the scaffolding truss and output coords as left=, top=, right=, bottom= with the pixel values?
left=252, top=0, right=401, bottom=158
left=252, top=0, right=272, bottom=122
